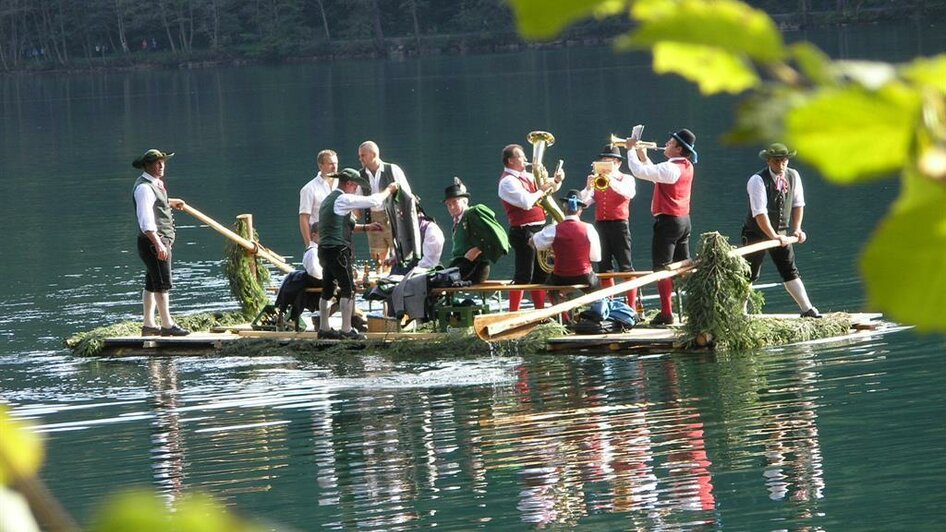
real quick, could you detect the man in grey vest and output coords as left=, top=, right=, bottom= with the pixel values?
left=132, top=149, right=191, bottom=336
left=357, top=140, right=418, bottom=273
left=741, top=143, right=821, bottom=318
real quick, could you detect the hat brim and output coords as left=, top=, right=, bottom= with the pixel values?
left=598, top=152, right=625, bottom=161
left=558, top=198, right=587, bottom=208
left=443, top=192, right=470, bottom=202
left=132, top=151, right=174, bottom=169
left=759, top=150, right=797, bottom=160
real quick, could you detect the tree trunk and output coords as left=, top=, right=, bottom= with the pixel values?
left=316, top=0, right=330, bottom=41
left=410, top=0, right=421, bottom=52
left=158, top=0, right=178, bottom=54
left=114, top=0, right=129, bottom=53
left=368, top=0, right=385, bottom=56
left=209, top=0, right=219, bottom=49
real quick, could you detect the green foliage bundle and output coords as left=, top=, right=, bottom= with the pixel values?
left=680, top=232, right=755, bottom=350
left=679, top=231, right=854, bottom=351
left=224, top=219, right=271, bottom=319
left=64, top=312, right=247, bottom=357
left=508, top=0, right=946, bottom=333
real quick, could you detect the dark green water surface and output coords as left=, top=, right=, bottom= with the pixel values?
left=2, top=22, right=945, bottom=530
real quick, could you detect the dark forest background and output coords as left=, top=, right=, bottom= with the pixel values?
left=2, top=0, right=943, bottom=73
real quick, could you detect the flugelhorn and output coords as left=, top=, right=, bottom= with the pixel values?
left=609, top=134, right=664, bottom=150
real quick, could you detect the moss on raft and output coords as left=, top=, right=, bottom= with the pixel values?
left=65, top=311, right=248, bottom=357
left=213, top=322, right=568, bottom=359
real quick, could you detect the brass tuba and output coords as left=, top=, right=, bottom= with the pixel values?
left=527, top=130, right=564, bottom=273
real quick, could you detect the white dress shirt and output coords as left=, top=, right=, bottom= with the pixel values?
left=497, top=168, right=546, bottom=225
left=302, top=242, right=323, bottom=279
left=134, top=172, right=163, bottom=233
left=416, top=221, right=445, bottom=269
left=366, top=162, right=413, bottom=212
left=579, top=169, right=636, bottom=205
left=299, top=173, right=336, bottom=223
left=748, top=171, right=805, bottom=217
left=333, top=190, right=390, bottom=215
left=626, top=151, right=685, bottom=184
left=531, top=215, right=602, bottom=262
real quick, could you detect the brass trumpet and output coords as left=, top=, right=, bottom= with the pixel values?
left=609, top=134, right=664, bottom=150
left=591, top=160, right=614, bottom=191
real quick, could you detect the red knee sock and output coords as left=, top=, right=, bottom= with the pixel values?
left=529, top=290, right=546, bottom=310
left=509, top=290, right=523, bottom=312
left=600, top=277, right=615, bottom=290
left=626, top=288, right=638, bottom=310
left=657, top=279, right=673, bottom=316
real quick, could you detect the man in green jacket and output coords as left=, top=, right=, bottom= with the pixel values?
left=443, top=177, right=510, bottom=284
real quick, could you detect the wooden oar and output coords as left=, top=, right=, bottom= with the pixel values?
left=473, top=237, right=795, bottom=342
left=175, top=200, right=295, bottom=273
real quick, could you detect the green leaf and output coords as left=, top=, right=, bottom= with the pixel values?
left=725, top=87, right=805, bottom=143
left=508, top=0, right=626, bottom=41
left=786, top=84, right=920, bottom=182
left=649, top=42, right=759, bottom=94
left=0, top=406, right=43, bottom=485
left=861, top=182, right=946, bottom=332
left=627, top=0, right=786, bottom=63
left=902, top=54, right=946, bottom=92
left=92, top=490, right=259, bottom=532
left=791, top=42, right=834, bottom=87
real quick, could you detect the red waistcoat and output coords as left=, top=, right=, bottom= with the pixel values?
left=553, top=219, right=592, bottom=276
left=593, top=180, right=630, bottom=221
left=500, top=171, right=546, bottom=226
left=652, top=159, right=693, bottom=217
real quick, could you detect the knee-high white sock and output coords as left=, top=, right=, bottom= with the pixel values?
left=156, top=291, right=175, bottom=327
left=319, top=299, right=332, bottom=331
left=340, top=298, right=353, bottom=332
left=143, top=290, right=157, bottom=327
left=784, top=278, right=813, bottom=312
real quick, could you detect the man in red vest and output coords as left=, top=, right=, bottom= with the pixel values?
left=580, top=144, right=638, bottom=308
left=497, top=143, right=563, bottom=311
left=625, top=129, right=698, bottom=325
left=531, top=189, right=601, bottom=292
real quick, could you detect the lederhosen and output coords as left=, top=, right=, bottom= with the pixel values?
left=742, top=167, right=801, bottom=283
left=133, top=176, right=175, bottom=292
left=319, top=189, right=357, bottom=301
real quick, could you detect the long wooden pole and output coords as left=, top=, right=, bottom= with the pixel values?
left=473, top=237, right=795, bottom=342
left=175, top=201, right=295, bottom=273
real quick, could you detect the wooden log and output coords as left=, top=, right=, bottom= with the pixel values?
left=474, top=237, right=795, bottom=342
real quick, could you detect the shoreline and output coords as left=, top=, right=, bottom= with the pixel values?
left=3, top=11, right=940, bottom=77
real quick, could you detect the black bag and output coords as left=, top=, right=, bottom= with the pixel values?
left=573, top=318, right=624, bottom=335
left=428, top=266, right=470, bottom=288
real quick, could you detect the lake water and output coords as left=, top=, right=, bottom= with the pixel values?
left=2, top=21, right=945, bottom=530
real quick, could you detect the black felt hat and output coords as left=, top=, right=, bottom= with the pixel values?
left=598, top=144, right=624, bottom=161
left=558, top=189, right=587, bottom=209
left=670, top=129, right=698, bottom=163
left=443, top=177, right=470, bottom=202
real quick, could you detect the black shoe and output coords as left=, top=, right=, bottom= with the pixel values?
left=160, top=325, right=191, bottom=336
left=340, top=329, right=366, bottom=341
left=650, top=313, right=676, bottom=326
left=800, top=307, right=822, bottom=318
left=318, top=329, right=343, bottom=340
left=141, top=326, right=161, bottom=336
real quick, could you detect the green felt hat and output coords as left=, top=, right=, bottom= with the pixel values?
left=132, top=149, right=174, bottom=169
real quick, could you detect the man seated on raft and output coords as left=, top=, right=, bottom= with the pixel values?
left=443, top=177, right=510, bottom=284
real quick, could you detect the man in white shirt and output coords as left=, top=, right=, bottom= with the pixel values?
left=741, top=143, right=820, bottom=318
left=580, top=144, right=638, bottom=308
left=298, top=149, right=338, bottom=246
left=497, top=143, right=564, bottom=311
left=532, top=189, right=601, bottom=293
left=358, top=141, right=417, bottom=271
left=131, top=148, right=190, bottom=337
left=318, top=168, right=396, bottom=340
left=413, top=207, right=445, bottom=272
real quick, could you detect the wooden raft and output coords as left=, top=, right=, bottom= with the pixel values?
left=545, top=312, right=888, bottom=353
